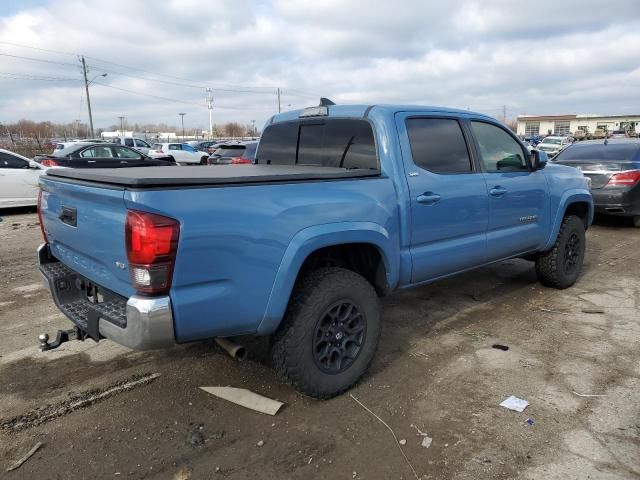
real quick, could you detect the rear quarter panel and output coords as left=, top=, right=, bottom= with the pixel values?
left=124, top=177, right=400, bottom=341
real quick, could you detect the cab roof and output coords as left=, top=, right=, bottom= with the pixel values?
left=270, top=104, right=496, bottom=124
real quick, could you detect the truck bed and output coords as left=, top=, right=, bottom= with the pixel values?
left=45, top=164, right=381, bottom=188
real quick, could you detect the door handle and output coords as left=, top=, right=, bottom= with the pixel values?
left=416, top=192, right=441, bottom=205
left=489, top=186, right=508, bottom=197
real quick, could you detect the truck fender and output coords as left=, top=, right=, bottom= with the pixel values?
left=542, top=189, right=593, bottom=251
left=256, top=222, right=399, bottom=335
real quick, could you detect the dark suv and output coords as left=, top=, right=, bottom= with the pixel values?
left=208, top=142, right=258, bottom=165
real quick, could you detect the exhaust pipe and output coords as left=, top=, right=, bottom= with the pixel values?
left=215, top=337, right=247, bottom=361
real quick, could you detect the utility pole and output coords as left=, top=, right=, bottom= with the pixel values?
left=118, top=116, right=125, bottom=138
left=206, top=88, right=214, bottom=139
left=277, top=88, right=281, bottom=113
left=178, top=113, right=186, bottom=141
left=502, top=105, right=507, bottom=123
left=81, top=56, right=95, bottom=138
left=74, top=119, right=81, bottom=138
left=251, top=119, right=256, bottom=137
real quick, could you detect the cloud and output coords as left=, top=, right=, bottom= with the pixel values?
left=0, top=0, right=639, bottom=130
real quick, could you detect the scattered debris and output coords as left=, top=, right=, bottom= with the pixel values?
left=581, top=308, right=605, bottom=314
left=492, top=344, right=509, bottom=351
left=499, top=395, right=529, bottom=412
left=411, top=424, right=432, bottom=448
left=399, top=439, right=407, bottom=445
left=409, top=352, right=429, bottom=359
left=0, top=373, right=160, bottom=433
left=200, top=387, right=284, bottom=416
left=536, top=307, right=570, bottom=315
left=572, top=391, right=606, bottom=398
left=526, top=418, right=535, bottom=426
left=173, top=466, right=193, bottom=480
left=350, top=394, right=419, bottom=480
left=188, top=430, right=205, bottom=447
left=6, top=441, right=44, bottom=472
left=256, top=440, right=264, bottom=447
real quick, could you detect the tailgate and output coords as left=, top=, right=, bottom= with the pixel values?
left=40, top=177, right=134, bottom=298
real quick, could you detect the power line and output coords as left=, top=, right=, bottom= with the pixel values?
left=0, top=52, right=78, bottom=67
left=0, top=72, right=81, bottom=81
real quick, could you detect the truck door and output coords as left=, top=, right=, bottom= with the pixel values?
left=467, top=120, right=550, bottom=260
left=395, top=113, right=489, bottom=283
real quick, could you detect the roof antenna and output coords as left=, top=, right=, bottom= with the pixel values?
left=319, top=97, right=335, bottom=106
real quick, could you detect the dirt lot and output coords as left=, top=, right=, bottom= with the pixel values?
left=0, top=209, right=639, bottom=480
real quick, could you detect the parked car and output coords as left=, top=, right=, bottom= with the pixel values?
left=524, top=135, right=544, bottom=146
left=34, top=143, right=175, bottom=168
left=191, top=141, right=220, bottom=155
left=148, top=143, right=210, bottom=165
left=111, top=137, right=153, bottom=155
left=0, top=148, right=45, bottom=208
left=53, top=139, right=105, bottom=153
left=37, top=103, right=592, bottom=398
left=609, top=130, right=628, bottom=139
left=209, top=142, right=258, bottom=165
left=536, top=136, right=574, bottom=158
left=553, top=139, right=640, bottom=227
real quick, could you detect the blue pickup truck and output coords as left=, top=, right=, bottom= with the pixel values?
left=38, top=103, right=593, bottom=398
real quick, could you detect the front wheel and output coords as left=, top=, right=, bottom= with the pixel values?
left=272, top=267, right=381, bottom=399
left=200, top=156, right=209, bottom=165
left=535, top=215, right=585, bottom=289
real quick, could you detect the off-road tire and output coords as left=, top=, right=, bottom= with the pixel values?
left=272, top=267, right=381, bottom=399
left=633, top=216, right=640, bottom=228
left=535, top=215, right=585, bottom=289
left=200, top=156, right=209, bottom=165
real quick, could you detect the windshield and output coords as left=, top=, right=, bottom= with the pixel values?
left=541, top=138, right=562, bottom=145
left=555, top=143, right=640, bottom=162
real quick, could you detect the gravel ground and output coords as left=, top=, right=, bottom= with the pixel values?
left=0, top=208, right=639, bottom=479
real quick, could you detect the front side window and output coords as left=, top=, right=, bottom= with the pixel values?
left=168, top=144, right=182, bottom=151
left=471, top=121, right=528, bottom=172
left=124, top=138, right=134, bottom=147
left=113, top=147, right=142, bottom=159
left=0, top=152, right=29, bottom=169
left=406, top=118, right=472, bottom=174
left=182, top=144, right=196, bottom=152
left=80, top=146, right=113, bottom=158
left=135, top=139, right=150, bottom=148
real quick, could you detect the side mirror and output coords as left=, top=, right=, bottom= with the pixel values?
left=531, top=149, right=548, bottom=170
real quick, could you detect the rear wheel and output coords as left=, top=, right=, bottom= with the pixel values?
left=272, top=267, right=381, bottom=399
left=535, top=215, right=585, bottom=289
left=200, top=156, right=209, bottom=165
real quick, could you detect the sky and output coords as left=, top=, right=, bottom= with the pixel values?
left=0, top=0, right=639, bottom=131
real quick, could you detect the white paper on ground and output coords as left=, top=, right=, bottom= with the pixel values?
left=200, top=386, right=284, bottom=415
left=499, top=395, right=529, bottom=412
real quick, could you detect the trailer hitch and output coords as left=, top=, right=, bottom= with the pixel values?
left=38, top=327, right=89, bottom=351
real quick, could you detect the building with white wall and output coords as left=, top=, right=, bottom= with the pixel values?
left=516, top=114, right=640, bottom=137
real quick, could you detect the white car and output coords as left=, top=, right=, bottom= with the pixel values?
left=148, top=143, right=210, bottom=165
left=0, top=149, right=45, bottom=208
left=111, top=137, right=153, bottom=155
left=536, top=136, right=574, bottom=158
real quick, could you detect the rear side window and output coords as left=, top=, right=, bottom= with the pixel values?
left=406, top=118, right=472, bottom=173
left=124, top=138, right=134, bottom=147
left=256, top=119, right=377, bottom=169
left=168, top=144, right=181, bottom=151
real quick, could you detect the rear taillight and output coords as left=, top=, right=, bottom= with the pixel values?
left=37, top=189, right=48, bottom=242
left=125, top=210, right=180, bottom=295
left=41, top=158, right=60, bottom=167
left=605, top=170, right=640, bottom=187
left=156, top=149, right=164, bottom=154
left=231, top=156, right=251, bottom=164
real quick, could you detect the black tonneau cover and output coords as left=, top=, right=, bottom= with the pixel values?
left=45, top=165, right=381, bottom=187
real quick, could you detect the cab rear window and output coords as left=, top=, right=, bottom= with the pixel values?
left=256, top=119, right=378, bottom=170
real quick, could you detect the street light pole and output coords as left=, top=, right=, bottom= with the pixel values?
left=206, top=88, right=214, bottom=139
left=178, top=113, right=186, bottom=141
left=80, top=55, right=107, bottom=139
